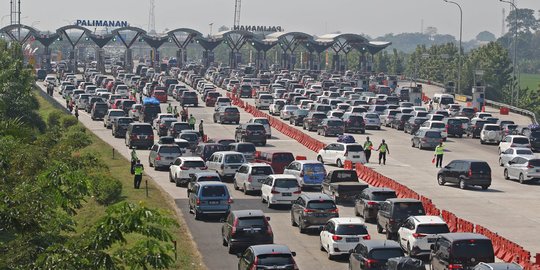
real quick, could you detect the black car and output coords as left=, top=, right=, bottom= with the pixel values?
left=237, top=244, right=298, bottom=270
left=168, top=122, right=191, bottom=138
left=348, top=240, right=404, bottom=270
left=291, top=193, right=338, bottom=233
left=376, top=198, right=425, bottom=240
left=317, top=118, right=345, bottom=137
left=112, top=117, right=134, bottom=138
left=214, top=106, right=240, bottom=124
left=354, top=188, right=397, bottom=222
left=179, top=91, right=198, bottom=107
left=222, top=210, right=273, bottom=254
left=194, top=143, right=227, bottom=161
left=289, top=109, right=309, bottom=126
left=90, top=102, right=108, bottom=120
left=342, top=113, right=366, bottom=134
left=239, top=84, right=253, bottom=98
left=443, top=117, right=464, bottom=137
left=437, top=159, right=491, bottom=190
left=391, top=113, right=414, bottom=130
left=528, top=130, right=540, bottom=151
left=125, top=123, right=154, bottom=149
left=303, top=112, right=327, bottom=131
left=404, top=117, right=428, bottom=134
left=467, top=118, right=489, bottom=138
left=431, top=233, right=494, bottom=270
left=235, top=123, right=267, bottom=146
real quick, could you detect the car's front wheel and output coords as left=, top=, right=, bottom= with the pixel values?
left=437, top=175, right=446, bottom=186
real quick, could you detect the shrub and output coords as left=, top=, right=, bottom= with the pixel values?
left=60, top=115, right=78, bottom=129
left=90, top=173, right=122, bottom=205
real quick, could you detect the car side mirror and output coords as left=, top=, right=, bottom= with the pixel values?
left=235, top=253, right=242, bottom=258
left=319, top=225, right=325, bottom=231
left=291, top=252, right=296, bottom=257
left=444, top=166, right=450, bottom=169
left=349, top=249, right=355, bottom=254
left=266, top=216, right=271, bottom=221
left=508, top=161, right=514, bottom=165
left=430, top=244, right=435, bottom=251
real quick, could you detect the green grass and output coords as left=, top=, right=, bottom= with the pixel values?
left=35, top=91, right=205, bottom=270
left=519, top=73, right=540, bottom=91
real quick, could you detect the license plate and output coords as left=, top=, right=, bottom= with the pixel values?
left=258, top=179, right=265, bottom=183
left=139, top=135, right=147, bottom=139
left=536, top=169, right=540, bottom=172
left=427, top=238, right=436, bottom=243
left=208, top=200, right=219, bottom=205
left=353, top=155, right=360, bottom=158
left=346, top=237, right=360, bottom=242
left=282, top=192, right=292, bottom=196
left=314, top=213, right=327, bottom=217
left=166, top=157, right=174, bottom=160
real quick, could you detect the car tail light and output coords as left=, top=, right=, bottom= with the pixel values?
left=293, top=189, right=302, bottom=194
left=527, top=163, right=534, bottom=169
left=231, top=218, right=238, bottom=237
left=303, top=209, right=315, bottom=213
left=299, top=171, right=304, bottom=177
left=130, top=135, right=137, bottom=140
left=227, top=198, right=234, bottom=204
left=344, top=151, right=348, bottom=157
left=180, top=166, right=189, bottom=170
left=265, top=219, right=273, bottom=235
left=468, top=169, right=472, bottom=177
left=389, top=218, right=395, bottom=224
left=421, top=138, right=427, bottom=142
left=367, top=201, right=377, bottom=206
left=155, top=155, right=161, bottom=161
left=332, top=235, right=343, bottom=241
left=412, top=233, right=426, bottom=238
left=366, top=259, right=378, bottom=268
left=247, top=176, right=253, bottom=182
left=148, top=135, right=154, bottom=140
left=271, top=188, right=280, bottom=194
left=196, top=198, right=201, bottom=205
left=220, top=164, right=224, bottom=169
left=363, top=235, right=371, bottom=240
left=448, top=264, right=463, bottom=269
left=329, top=208, right=339, bottom=213
left=160, top=124, right=166, bottom=128
left=511, top=144, right=516, bottom=147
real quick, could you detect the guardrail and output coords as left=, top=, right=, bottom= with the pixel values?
left=414, top=78, right=538, bottom=125
left=227, top=91, right=540, bottom=269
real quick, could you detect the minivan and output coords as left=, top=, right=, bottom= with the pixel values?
left=229, top=142, right=257, bottom=162
left=437, top=160, right=491, bottom=190
left=206, top=151, right=246, bottom=180
left=430, top=233, right=494, bottom=270
left=125, top=123, right=154, bottom=149
left=188, top=181, right=232, bottom=220
left=254, top=151, right=295, bottom=174
left=283, top=160, right=327, bottom=188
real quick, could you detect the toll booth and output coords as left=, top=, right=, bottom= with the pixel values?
left=472, top=86, right=485, bottom=112
left=410, top=85, right=423, bottom=106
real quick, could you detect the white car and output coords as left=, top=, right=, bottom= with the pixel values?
left=45, top=75, right=57, bottom=86
left=503, top=156, right=540, bottom=184
left=260, top=174, right=301, bottom=208
left=215, top=97, right=231, bottom=107
left=247, top=117, right=272, bottom=138
left=320, top=217, right=370, bottom=259
left=498, top=135, right=531, bottom=154
left=152, top=113, right=175, bottom=130
left=103, top=109, right=126, bottom=128
left=420, top=120, right=448, bottom=140
left=280, top=105, right=298, bottom=120
left=480, top=124, right=503, bottom=144
left=206, top=151, right=246, bottom=179
left=255, top=94, right=273, bottom=110
left=234, top=163, right=274, bottom=195
left=397, top=215, right=449, bottom=257
left=269, top=99, right=286, bottom=116
left=317, top=143, right=366, bottom=168
left=499, top=147, right=535, bottom=166
left=169, top=157, right=207, bottom=187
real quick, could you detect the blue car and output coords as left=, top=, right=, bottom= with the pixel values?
left=189, top=181, right=232, bottom=220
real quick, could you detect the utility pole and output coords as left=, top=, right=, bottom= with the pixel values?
left=500, top=0, right=518, bottom=106
left=148, top=0, right=156, bottom=33
left=234, top=0, right=241, bottom=28
left=10, top=0, right=21, bottom=41
left=443, top=0, right=463, bottom=94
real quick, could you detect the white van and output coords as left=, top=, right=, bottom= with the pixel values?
left=433, top=93, right=455, bottom=109
left=206, top=151, right=246, bottom=179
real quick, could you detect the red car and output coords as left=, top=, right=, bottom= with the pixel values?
left=152, top=90, right=167, bottom=103
left=112, top=99, right=129, bottom=109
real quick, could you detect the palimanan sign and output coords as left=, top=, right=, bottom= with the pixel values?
left=75, top=20, right=129, bottom=27
left=233, top=25, right=282, bottom=33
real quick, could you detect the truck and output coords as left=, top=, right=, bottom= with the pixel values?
left=321, top=169, right=368, bottom=204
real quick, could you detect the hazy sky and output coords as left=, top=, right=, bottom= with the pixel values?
left=4, top=0, right=540, bottom=40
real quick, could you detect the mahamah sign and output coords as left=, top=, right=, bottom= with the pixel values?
left=75, top=20, right=129, bottom=27
left=233, top=25, right=282, bottom=32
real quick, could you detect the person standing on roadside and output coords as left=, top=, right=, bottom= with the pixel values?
left=363, top=136, right=373, bottom=163
left=376, top=139, right=390, bottom=165
left=434, top=142, right=445, bottom=168
left=74, top=105, right=79, bottom=120
left=166, top=103, right=173, bottom=114
left=173, top=106, right=179, bottom=118
left=181, top=106, right=188, bottom=122
left=188, top=114, right=196, bottom=130
left=133, top=159, right=144, bottom=189
left=130, top=148, right=138, bottom=174
left=199, top=120, right=205, bottom=141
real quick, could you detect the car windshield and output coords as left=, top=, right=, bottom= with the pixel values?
left=274, top=179, right=299, bottom=188
left=530, top=131, right=540, bottom=138
left=183, top=161, right=206, bottom=167
left=392, top=202, right=425, bottom=218
left=132, top=125, right=152, bottom=134
left=118, top=118, right=133, bottom=124
left=237, top=217, right=266, bottom=228
left=159, top=146, right=181, bottom=154
left=371, top=191, right=397, bottom=201
left=416, top=224, right=450, bottom=234
left=425, top=131, right=442, bottom=138
left=252, top=167, right=273, bottom=175
left=218, top=98, right=231, bottom=103
left=225, top=154, right=244, bottom=163
left=257, top=254, right=294, bottom=266
left=327, top=120, right=342, bottom=126
left=431, top=123, right=445, bottom=129
left=369, top=249, right=404, bottom=260
left=471, top=162, right=491, bottom=173
left=513, top=138, right=530, bottom=144
left=451, top=240, right=494, bottom=259
left=183, top=92, right=196, bottom=97
left=180, top=134, right=198, bottom=141
left=246, top=125, right=265, bottom=131
left=237, top=144, right=256, bottom=152
left=365, top=114, right=378, bottom=119
left=307, top=201, right=336, bottom=210
left=273, top=153, right=295, bottom=163
left=197, top=176, right=221, bottom=182
left=254, top=119, right=269, bottom=125
left=440, top=97, right=454, bottom=104
left=110, top=111, right=125, bottom=117
left=485, top=125, right=501, bottom=131
left=225, top=108, right=239, bottom=113
left=528, top=159, right=540, bottom=166
left=336, top=224, right=368, bottom=235
left=260, top=95, right=273, bottom=100
left=200, top=185, right=227, bottom=197
left=516, top=149, right=533, bottom=155
left=346, top=145, right=364, bottom=152
left=415, top=118, right=428, bottom=124
left=448, top=119, right=461, bottom=125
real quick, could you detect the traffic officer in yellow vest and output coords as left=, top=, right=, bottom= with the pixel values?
left=363, top=137, right=373, bottom=163
left=133, top=159, right=144, bottom=189
left=166, top=103, right=173, bottom=114
left=130, top=148, right=138, bottom=174
left=434, top=142, right=445, bottom=168
left=189, top=114, right=196, bottom=130
left=376, top=139, right=390, bottom=165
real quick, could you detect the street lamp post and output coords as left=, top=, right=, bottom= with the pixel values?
left=500, top=0, right=518, bottom=106
left=443, top=0, right=463, bottom=95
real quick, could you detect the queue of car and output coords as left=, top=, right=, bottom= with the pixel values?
left=47, top=66, right=528, bottom=270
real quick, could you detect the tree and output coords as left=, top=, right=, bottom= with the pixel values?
left=506, top=8, right=539, bottom=34
left=424, top=26, right=438, bottom=40
left=476, top=31, right=496, bottom=42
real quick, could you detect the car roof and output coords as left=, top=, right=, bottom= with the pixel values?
left=330, top=217, right=365, bottom=225
left=232, top=209, right=266, bottom=218
left=440, top=232, right=490, bottom=241
left=364, top=187, right=396, bottom=193
left=506, top=135, right=528, bottom=138
left=213, top=151, right=243, bottom=155
left=410, top=215, right=446, bottom=224
left=293, top=160, right=322, bottom=164
left=269, top=174, right=297, bottom=179
left=451, top=159, right=488, bottom=163
left=194, top=172, right=220, bottom=177
left=301, top=192, right=333, bottom=201
left=477, top=262, right=523, bottom=270
left=250, top=244, right=292, bottom=256
left=360, top=240, right=401, bottom=250
left=180, top=157, right=204, bottom=161
left=386, top=198, right=421, bottom=203
left=245, top=163, right=272, bottom=167
left=197, top=181, right=226, bottom=187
